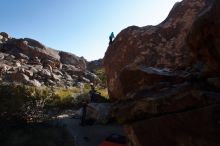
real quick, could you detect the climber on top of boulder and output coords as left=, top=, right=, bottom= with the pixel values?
left=109, top=32, right=115, bottom=45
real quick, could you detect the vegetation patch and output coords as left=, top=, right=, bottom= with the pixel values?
left=94, top=68, right=107, bottom=85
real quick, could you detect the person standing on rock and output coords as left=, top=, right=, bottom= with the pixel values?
left=80, top=100, right=88, bottom=126
left=109, top=32, right=115, bottom=45
left=89, top=83, right=100, bottom=102
left=79, top=83, right=94, bottom=126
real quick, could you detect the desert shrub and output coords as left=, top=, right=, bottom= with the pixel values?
left=81, top=83, right=90, bottom=94
left=0, top=84, right=54, bottom=121
left=0, top=84, right=32, bottom=120
left=44, top=87, right=82, bottom=109
left=82, top=83, right=109, bottom=101
left=54, top=87, right=80, bottom=100
left=96, top=87, right=109, bottom=99
left=94, top=68, right=107, bottom=86
left=0, top=83, right=108, bottom=121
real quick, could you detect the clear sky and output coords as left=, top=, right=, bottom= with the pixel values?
left=0, top=0, right=180, bottom=61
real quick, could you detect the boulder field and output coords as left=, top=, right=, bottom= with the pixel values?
left=0, top=33, right=99, bottom=87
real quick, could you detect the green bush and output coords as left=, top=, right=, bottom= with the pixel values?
left=44, top=87, right=82, bottom=109
left=93, top=68, right=107, bottom=87
left=0, top=83, right=109, bottom=121
left=96, top=87, right=109, bottom=99
left=0, top=84, right=55, bottom=121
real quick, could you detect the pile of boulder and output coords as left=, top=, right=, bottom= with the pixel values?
left=0, top=33, right=99, bottom=87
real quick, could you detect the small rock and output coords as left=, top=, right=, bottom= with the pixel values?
left=24, top=70, right=34, bottom=77
left=15, top=61, right=21, bottom=67
left=47, top=79, right=56, bottom=86
left=18, top=53, right=29, bottom=60
left=28, top=79, right=41, bottom=87
left=0, top=53, right=4, bottom=60
left=52, top=73, right=61, bottom=81
left=40, top=69, right=51, bottom=77
left=64, top=73, right=73, bottom=81
left=53, top=69, right=63, bottom=76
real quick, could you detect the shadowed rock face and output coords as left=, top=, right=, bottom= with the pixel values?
left=187, top=0, right=220, bottom=75
left=125, top=105, right=220, bottom=146
left=104, top=0, right=211, bottom=99
left=104, top=0, right=220, bottom=145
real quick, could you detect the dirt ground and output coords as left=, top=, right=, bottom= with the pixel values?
left=53, top=110, right=125, bottom=146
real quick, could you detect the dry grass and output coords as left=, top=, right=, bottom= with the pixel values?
left=97, top=87, right=109, bottom=99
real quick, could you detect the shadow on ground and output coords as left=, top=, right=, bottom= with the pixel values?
left=0, top=109, right=124, bottom=146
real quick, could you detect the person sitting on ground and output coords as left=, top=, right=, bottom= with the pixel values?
left=109, top=32, right=115, bottom=45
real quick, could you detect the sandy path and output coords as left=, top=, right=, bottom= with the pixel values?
left=53, top=111, right=125, bottom=146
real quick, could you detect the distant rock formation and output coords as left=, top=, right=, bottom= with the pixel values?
left=104, top=0, right=220, bottom=145
left=87, top=59, right=103, bottom=72
left=0, top=33, right=99, bottom=87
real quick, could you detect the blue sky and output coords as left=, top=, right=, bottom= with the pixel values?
left=0, top=0, right=179, bottom=61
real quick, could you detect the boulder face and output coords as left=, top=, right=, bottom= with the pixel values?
left=87, top=59, right=103, bottom=71
left=104, top=0, right=211, bottom=99
left=59, top=51, right=86, bottom=70
left=187, top=0, right=220, bottom=75
left=104, top=0, right=220, bottom=145
left=0, top=33, right=100, bottom=87
left=125, top=105, right=220, bottom=146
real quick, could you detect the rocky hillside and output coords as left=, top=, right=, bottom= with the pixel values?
left=87, top=58, right=103, bottom=72
left=104, top=0, right=220, bottom=145
left=0, top=32, right=99, bottom=87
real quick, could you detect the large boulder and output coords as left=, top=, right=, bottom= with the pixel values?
left=84, top=71, right=100, bottom=84
left=118, top=65, right=187, bottom=100
left=87, top=59, right=103, bottom=71
left=42, top=58, right=60, bottom=69
left=18, top=38, right=60, bottom=61
left=104, top=0, right=220, bottom=145
left=187, top=0, right=220, bottom=75
left=76, top=103, right=113, bottom=124
left=2, top=38, right=61, bottom=68
left=125, top=104, right=220, bottom=146
left=104, top=0, right=211, bottom=99
left=87, top=103, right=112, bottom=124
left=7, top=72, right=30, bottom=83
left=62, top=64, right=82, bottom=76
